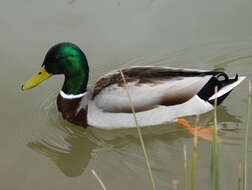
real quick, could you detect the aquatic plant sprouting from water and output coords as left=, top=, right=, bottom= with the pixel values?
left=182, top=88, right=220, bottom=190
left=183, top=144, right=189, bottom=190
left=242, top=81, right=251, bottom=190
left=91, top=169, right=108, bottom=190
left=210, top=87, right=220, bottom=190
left=106, top=73, right=250, bottom=190
left=120, top=71, right=158, bottom=190
left=238, top=161, right=242, bottom=190
left=189, top=115, right=200, bottom=190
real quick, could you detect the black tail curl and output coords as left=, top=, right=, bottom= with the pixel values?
left=197, top=72, right=239, bottom=106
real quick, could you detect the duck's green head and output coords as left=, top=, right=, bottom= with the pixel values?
left=22, top=42, right=89, bottom=95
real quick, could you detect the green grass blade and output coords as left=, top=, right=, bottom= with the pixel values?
left=243, top=81, right=251, bottom=190
left=210, top=86, right=219, bottom=190
left=183, top=144, right=189, bottom=190
left=238, top=161, right=242, bottom=190
left=120, top=71, right=157, bottom=190
left=191, top=118, right=198, bottom=190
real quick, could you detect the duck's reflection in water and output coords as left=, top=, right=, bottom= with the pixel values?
left=27, top=127, right=98, bottom=177
left=27, top=105, right=241, bottom=177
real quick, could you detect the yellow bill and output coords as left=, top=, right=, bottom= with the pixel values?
left=22, top=66, right=52, bottom=90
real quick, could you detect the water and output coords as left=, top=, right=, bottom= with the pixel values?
left=1, top=0, right=252, bottom=189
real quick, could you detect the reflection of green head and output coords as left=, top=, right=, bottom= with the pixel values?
left=43, top=42, right=89, bottom=95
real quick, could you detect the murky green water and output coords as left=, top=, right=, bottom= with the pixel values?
left=1, top=0, right=252, bottom=189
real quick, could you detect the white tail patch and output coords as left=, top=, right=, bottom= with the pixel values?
left=208, top=76, right=246, bottom=101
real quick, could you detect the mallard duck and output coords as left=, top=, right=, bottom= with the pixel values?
left=22, top=42, right=246, bottom=133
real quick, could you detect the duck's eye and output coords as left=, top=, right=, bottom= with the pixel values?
left=38, top=72, right=42, bottom=75
left=56, top=56, right=64, bottom=60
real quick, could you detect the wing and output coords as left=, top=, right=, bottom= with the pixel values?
left=91, top=66, right=222, bottom=113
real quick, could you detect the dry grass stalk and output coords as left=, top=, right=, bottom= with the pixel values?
left=91, top=169, right=107, bottom=190
left=172, top=179, right=179, bottom=190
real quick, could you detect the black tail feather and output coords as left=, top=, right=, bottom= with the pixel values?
left=197, top=73, right=238, bottom=106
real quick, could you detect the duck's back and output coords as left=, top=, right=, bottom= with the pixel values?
left=86, top=66, right=245, bottom=129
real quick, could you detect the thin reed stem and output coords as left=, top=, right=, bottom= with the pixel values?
left=120, top=71, right=157, bottom=190
left=91, top=169, right=107, bottom=190
left=238, top=161, right=242, bottom=190
left=210, top=86, right=219, bottom=190
left=172, top=179, right=179, bottom=190
left=191, top=117, right=198, bottom=190
left=183, top=144, right=189, bottom=190
left=243, top=81, right=251, bottom=190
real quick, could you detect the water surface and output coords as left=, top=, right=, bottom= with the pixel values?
left=1, top=0, right=252, bottom=189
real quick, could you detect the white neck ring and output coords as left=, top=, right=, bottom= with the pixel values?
left=60, top=90, right=86, bottom=99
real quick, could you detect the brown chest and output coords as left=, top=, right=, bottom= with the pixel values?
left=57, top=95, right=88, bottom=127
